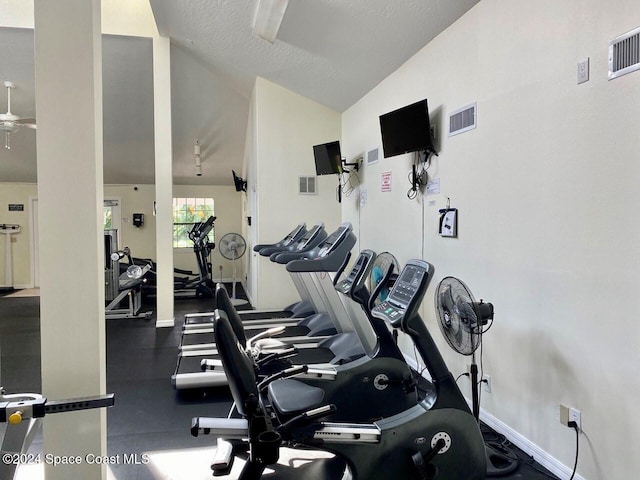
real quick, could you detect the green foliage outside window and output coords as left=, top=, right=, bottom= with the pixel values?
left=104, top=207, right=113, bottom=230
left=173, top=197, right=215, bottom=248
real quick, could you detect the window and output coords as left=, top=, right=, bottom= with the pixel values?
left=173, top=197, right=215, bottom=248
left=103, top=199, right=121, bottom=232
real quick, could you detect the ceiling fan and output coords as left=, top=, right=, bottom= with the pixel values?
left=0, top=81, right=37, bottom=150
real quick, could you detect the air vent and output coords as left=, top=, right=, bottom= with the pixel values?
left=448, top=103, right=476, bottom=137
left=366, top=147, right=379, bottom=166
left=609, top=26, right=640, bottom=80
left=299, top=176, right=317, bottom=195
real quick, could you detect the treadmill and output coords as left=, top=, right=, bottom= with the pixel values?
left=180, top=223, right=357, bottom=350
left=253, top=222, right=307, bottom=256
left=172, top=223, right=361, bottom=389
left=183, top=223, right=328, bottom=329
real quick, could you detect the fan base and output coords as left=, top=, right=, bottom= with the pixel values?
left=485, top=441, right=519, bottom=476
left=231, top=298, right=248, bottom=307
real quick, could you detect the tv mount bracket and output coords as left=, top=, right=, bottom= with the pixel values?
left=341, top=156, right=362, bottom=173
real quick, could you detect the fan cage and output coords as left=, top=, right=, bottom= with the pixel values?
left=435, top=276, right=483, bottom=356
left=368, top=251, right=399, bottom=307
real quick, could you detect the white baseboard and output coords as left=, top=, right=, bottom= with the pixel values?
left=215, top=278, right=242, bottom=284
left=155, top=317, right=175, bottom=328
left=403, top=355, right=583, bottom=480
left=0, top=284, right=32, bottom=290
left=479, top=408, right=584, bottom=480
left=244, top=288, right=254, bottom=307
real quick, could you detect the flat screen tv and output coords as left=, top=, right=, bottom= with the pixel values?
left=313, top=140, right=343, bottom=175
left=232, top=170, right=247, bottom=192
left=379, top=99, right=435, bottom=158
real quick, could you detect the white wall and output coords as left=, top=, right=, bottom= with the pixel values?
left=341, top=1, right=640, bottom=479
left=246, top=77, right=341, bottom=309
left=0, top=183, right=37, bottom=287
left=0, top=183, right=242, bottom=287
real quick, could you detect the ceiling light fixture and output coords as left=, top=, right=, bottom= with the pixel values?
left=194, top=139, right=202, bottom=177
left=252, top=0, right=290, bottom=43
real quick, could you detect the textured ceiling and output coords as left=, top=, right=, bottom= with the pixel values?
left=150, top=0, right=480, bottom=111
left=0, top=0, right=479, bottom=185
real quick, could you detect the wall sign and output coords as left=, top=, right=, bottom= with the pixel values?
left=8, top=204, right=24, bottom=211
left=381, top=171, right=392, bottom=192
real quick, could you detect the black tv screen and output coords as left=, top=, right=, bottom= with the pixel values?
left=313, top=141, right=342, bottom=175
left=232, top=170, right=247, bottom=192
left=379, top=99, right=435, bottom=158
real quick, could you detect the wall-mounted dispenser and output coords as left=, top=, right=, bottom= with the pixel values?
left=132, top=213, right=144, bottom=228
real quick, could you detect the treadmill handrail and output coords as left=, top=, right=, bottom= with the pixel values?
left=284, top=223, right=355, bottom=272
left=253, top=223, right=306, bottom=253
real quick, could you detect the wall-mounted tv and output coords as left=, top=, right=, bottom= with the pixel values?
left=232, top=170, right=247, bottom=192
left=379, top=99, right=436, bottom=158
left=313, top=140, right=343, bottom=175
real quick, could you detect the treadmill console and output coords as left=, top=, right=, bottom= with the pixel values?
left=371, top=260, right=432, bottom=328
left=315, top=224, right=349, bottom=259
left=295, top=225, right=321, bottom=251
left=335, top=251, right=373, bottom=295
left=282, top=223, right=305, bottom=247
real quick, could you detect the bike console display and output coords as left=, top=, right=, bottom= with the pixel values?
left=371, top=259, right=433, bottom=328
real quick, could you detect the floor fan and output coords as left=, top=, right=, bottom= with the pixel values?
left=435, top=276, right=519, bottom=477
left=218, top=233, right=248, bottom=306
left=367, top=251, right=399, bottom=309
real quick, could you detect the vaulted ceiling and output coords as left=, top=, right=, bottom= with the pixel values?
left=0, top=0, right=479, bottom=185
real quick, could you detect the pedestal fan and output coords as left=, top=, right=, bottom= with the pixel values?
left=435, top=276, right=518, bottom=477
left=219, top=232, right=248, bottom=306
left=367, top=251, right=399, bottom=311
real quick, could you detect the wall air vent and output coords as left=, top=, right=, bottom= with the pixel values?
left=366, top=147, right=379, bottom=166
left=298, top=176, right=317, bottom=195
left=448, top=102, right=476, bottom=137
left=609, top=26, right=640, bottom=80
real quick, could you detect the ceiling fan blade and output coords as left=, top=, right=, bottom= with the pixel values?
left=19, top=118, right=37, bottom=129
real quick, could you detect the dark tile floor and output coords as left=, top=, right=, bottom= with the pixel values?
left=0, top=287, right=559, bottom=480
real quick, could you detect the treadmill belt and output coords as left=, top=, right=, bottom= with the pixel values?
left=288, top=347, right=336, bottom=365
left=181, top=331, right=214, bottom=347
left=181, top=324, right=314, bottom=349
left=176, top=355, right=215, bottom=376
left=238, top=310, right=292, bottom=321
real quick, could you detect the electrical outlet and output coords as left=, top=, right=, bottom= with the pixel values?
left=560, top=404, right=582, bottom=430
left=577, top=58, right=590, bottom=84
left=482, top=374, right=491, bottom=393
left=569, top=407, right=581, bottom=430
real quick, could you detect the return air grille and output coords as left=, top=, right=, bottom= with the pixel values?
left=366, top=147, right=379, bottom=166
left=609, top=26, right=640, bottom=80
left=299, top=176, right=317, bottom=195
left=448, top=103, right=476, bottom=137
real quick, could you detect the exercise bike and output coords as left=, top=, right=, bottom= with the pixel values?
left=198, top=250, right=420, bottom=423
left=193, top=259, right=486, bottom=479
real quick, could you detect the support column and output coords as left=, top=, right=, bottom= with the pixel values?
left=34, top=1, right=106, bottom=479
left=153, top=36, right=175, bottom=327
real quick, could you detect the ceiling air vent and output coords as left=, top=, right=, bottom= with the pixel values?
left=609, top=26, right=640, bottom=80
left=448, top=102, right=476, bottom=137
left=299, top=176, right=317, bottom=195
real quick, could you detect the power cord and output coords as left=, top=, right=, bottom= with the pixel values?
left=568, top=421, right=579, bottom=480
